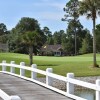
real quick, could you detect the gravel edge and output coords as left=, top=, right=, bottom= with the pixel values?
left=37, top=76, right=100, bottom=90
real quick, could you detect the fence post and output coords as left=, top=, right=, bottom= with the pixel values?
left=20, top=62, right=25, bottom=76
left=67, top=73, right=74, bottom=94
left=10, top=61, right=15, bottom=73
left=10, top=95, right=21, bottom=100
left=46, top=68, right=53, bottom=86
left=96, top=79, right=100, bottom=100
left=31, top=64, right=37, bottom=80
left=2, top=60, right=6, bottom=71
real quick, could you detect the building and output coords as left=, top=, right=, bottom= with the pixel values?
left=0, top=43, right=8, bottom=52
left=40, top=44, right=63, bottom=56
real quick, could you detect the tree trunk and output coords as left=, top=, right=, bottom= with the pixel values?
left=93, top=18, right=97, bottom=67
left=75, top=28, right=77, bottom=56
left=29, top=45, right=33, bottom=65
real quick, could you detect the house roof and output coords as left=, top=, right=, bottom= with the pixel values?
left=0, top=43, right=8, bottom=51
left=41, top=44, right=63, bottom=52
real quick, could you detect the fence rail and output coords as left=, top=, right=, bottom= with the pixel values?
left=0, top=60, right=100, bottom=100
left=0, top=89, right=21, bottom=100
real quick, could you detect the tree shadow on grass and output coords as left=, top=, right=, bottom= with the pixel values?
left=38, top=64, right=58, bottom=66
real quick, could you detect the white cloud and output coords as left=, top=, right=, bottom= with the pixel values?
left=36, top=12, right=63, bottom=21
left=51, top=3, right=65, bottom=9
left=40, top=0, right=50, bottom=2
left=31, top=2, right=65, bottom=21
left=32, top=2, right=65, bottom=10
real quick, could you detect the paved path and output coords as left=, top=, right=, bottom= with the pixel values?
left=0, top=73, right=72, bottom=100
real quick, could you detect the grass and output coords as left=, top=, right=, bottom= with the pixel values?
left=0, top=53, right=100, bottom=77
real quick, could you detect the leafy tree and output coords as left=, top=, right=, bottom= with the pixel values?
left=67, top=20, right=83, bottom=36
left=61, top=32, right=67, bottom=42
left=96, top=24, right=100, bottom=52
left=15, top=17, right=39, bottom=33
left=0, top=23, right=7, bottom=35
left=8, top=28, right=27, bottom=53
left=62, top=0, right=79, bottom=55
left=42, top=27, right=53, bottom=45
left=79, top=0, right=100, bottom=67
left=0, top=23, right=9, bottom=43
left=79, top=33, right=93, bottom=54
left=76, top=29, right=90, bottom=53
left=62, top=36, right=74, bottom=55
left=10, top=17, right=44, bottom=65
left=42, top=27, right=52, bottom=37
left=53, top=30, right=65, bottom=44
left=67, top=20, right=83, bottom=53
left=80, top=38, right=88, bottom=54
left=47, top=37, right=54, bottom=45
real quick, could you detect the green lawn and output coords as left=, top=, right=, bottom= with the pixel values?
left=0, top=53, right=100, bottom=77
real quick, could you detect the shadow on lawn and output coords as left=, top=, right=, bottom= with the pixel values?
left=38, top=64, right=57, bottom=66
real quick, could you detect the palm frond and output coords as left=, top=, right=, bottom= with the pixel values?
left=98, top=11, right=100, bottom=16
left=86, top=13, right=92, bottom=19
left=79, top=0, right=100, bottom=19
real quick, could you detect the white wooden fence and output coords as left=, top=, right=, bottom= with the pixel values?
left=0, top=60, right=100, bottom=100
left=0, top=89, right=21, bottom=100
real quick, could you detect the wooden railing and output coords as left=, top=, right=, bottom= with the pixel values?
left=0, top=60, right=100, bottom=100
left=0, top=89, right=21, bottom=100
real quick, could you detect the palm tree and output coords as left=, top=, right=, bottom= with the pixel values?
left=79, top=0, right=100, bottom=67
left=22, top=30, right=40, bottom=65
left=14, top=17, right=44, bottom=65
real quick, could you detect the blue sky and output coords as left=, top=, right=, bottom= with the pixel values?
left=0, top=0, right=100, bottom=33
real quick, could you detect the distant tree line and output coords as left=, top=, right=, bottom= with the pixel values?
left=1, top=20, right=100, bottom=56
left=42, top=26, right=93, bottom=55
left=62, top=0, right=100, bottom=67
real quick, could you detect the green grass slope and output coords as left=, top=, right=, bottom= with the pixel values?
left=0, top=53, right=100, bottom=77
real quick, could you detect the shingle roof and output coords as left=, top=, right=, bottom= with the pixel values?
left=41, top=44, right=63, bottom=52
left=0, top=43, right=8, bottom=51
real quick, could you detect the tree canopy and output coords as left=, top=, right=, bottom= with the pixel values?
left=62, top=0, right=80, bottom=55
left=0, top=23, right=9, bottom=43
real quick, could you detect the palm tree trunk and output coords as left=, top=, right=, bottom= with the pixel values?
left=29, top=45, right=33, bottom=65
left=75, top=28, right=77, bottom=56
left=93, top=18, right=97, bottom=67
